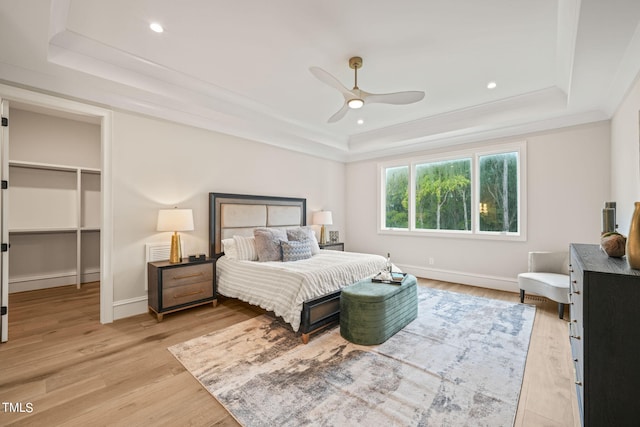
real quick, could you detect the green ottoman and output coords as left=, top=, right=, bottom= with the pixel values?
left=340, top=274, right=418, bottom=345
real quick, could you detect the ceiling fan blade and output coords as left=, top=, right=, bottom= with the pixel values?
left=327, top=103, right=349, bottom=123
left=362, top=90, right=425, bottom=105
left=310, top=66, right=356, bottom=98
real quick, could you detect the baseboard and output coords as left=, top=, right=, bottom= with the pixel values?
left=396, top=263, right=519, bottom=294
left=9, top=270, right=101, bottom=293
left=113, top=296, right=149, bottom=320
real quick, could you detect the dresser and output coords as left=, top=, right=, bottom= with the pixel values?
left=148, top=258, right=216, bottom=321
left=569, top=243, right=640, bottom=426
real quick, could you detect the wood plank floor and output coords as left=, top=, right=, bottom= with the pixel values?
left=0, top=279, right=578, bottom=426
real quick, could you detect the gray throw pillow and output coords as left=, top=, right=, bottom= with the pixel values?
left=254, top=228, right=287, bottom=262
left=286, top=226, right=320, bottom=255
left=281, top=240, right=313, bottom=262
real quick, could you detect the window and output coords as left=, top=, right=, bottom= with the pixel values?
left=415, top=158, right=471, bottom=231
left=478, top=152, right=519, bottom=233
left=384, top=166, right=408, bottom=229
left=379, top=142, right=526, bottom=240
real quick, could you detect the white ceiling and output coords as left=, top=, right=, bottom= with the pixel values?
left=1, top=0, right=640, bottom=161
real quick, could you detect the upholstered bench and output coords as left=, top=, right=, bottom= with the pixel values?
left=340, top=274, right=418, bottom=345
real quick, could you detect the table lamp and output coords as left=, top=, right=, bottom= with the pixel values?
left=157, top=208, right=194, bottom=263
left=312, top=211, right=333, bottom=245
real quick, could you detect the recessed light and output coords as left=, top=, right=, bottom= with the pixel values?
left=357, top=119, right=364, bottom=125
left=150, top=22, right=164, bottom=33
left=487, top=81, right=497, bottom=89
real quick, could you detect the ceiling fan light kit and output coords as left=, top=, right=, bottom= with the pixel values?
left=348, top=98, right=364, bottom=109
left=310, top=56, right=425, bottom=123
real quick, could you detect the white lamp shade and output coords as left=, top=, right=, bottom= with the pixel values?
left=157, top=208, right=194, bottom=232
left=312, top=211, right=333, bottom=225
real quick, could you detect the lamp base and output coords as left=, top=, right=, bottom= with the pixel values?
left=319, top=225, right=327, bottom=245
left=169, top=232, right=182, bottom=263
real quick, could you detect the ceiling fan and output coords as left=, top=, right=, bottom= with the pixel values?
left=310, top=56, right=425, bottom=123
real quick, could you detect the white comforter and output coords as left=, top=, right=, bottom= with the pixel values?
left=216, top=250, right=388, bottom=331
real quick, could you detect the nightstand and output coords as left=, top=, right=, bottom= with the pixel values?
left=147, top=258, right=216, bottom=321
left=319, top=242, right=344, bottom=251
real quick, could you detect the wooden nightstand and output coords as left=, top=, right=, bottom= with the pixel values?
left=147, top=258, right=216, bottom=321
left=319, top=242, right=344, bottom=251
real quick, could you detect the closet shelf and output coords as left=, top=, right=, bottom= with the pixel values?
left=9, top=227, right=102, bottom=234
left=10, top=227, right=78, bottom=234
left=9, top=160, right=100, bottom=173
left=8, top=161, right=101, bottom=290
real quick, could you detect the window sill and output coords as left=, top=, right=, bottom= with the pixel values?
left=378, top=228, right=526, bottom=242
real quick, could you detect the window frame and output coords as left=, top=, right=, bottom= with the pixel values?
left=378, top=141, right=527, bottom=241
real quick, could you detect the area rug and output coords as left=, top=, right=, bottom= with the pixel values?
left=169, top=287, right=535, bottom=427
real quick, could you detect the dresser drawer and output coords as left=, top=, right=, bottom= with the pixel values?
left=161, top=263, right=213, bottom=289
left=162, top=279, right=214, bottom=307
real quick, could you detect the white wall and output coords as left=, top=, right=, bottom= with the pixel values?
left=611, top=75, right=640, bottom=232
left=9, top=109, right=101, bottom=168
left=345, top=121, right=611, bottom=292
left=111, top=111, right=345, bottom=306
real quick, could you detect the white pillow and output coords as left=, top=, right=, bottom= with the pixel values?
left=222, top=238, right=238, bottom=259
left=233, top=235, right=258, bottom=261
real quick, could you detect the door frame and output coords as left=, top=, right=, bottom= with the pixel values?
left=0, top=98, right=8, bottom=341
left=0, top=83, right=114, bottom=326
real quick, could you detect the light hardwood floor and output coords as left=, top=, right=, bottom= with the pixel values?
left=0, top=279, right=578, bottom=426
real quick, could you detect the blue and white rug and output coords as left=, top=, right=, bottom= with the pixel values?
left=169, top=287, right=535, bottom=426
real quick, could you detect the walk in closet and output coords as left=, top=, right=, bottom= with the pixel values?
left=8, top=106, right=101, bottom=293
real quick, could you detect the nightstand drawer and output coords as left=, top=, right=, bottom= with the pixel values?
left=161, top=263, right=213, bottom=289
left=162, top=280, right=214, bottom=307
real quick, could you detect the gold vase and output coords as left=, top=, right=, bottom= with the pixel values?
left=627, top=202, right=640, bottom=269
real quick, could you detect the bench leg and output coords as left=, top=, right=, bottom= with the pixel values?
left=558, top=303, right=565, bottom=319
left=519, top=289, right=525, bottom=303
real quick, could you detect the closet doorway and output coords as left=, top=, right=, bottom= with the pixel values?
left=0, top=87, right=113, bottom=342
left=9, top=105, right=101, bottom=294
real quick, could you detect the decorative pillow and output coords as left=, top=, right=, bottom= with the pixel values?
left=253, top=228, right=287, bottom=262
left=233, top=235, right=258, bottom=261
left=286, top=226, right=320, bottom=255
left=221, top=238, right=238, bottom=259
left=281, top=239, right=313, bottom=262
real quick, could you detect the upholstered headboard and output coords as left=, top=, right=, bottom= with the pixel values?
left=209, top=193, right=306, bottom=256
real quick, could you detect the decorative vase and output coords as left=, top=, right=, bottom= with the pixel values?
left=627, top=202, right=640, bottom=269
left=601, top=232, right=626, bottom=257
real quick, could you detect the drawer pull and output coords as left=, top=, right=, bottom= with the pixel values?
left=173, top=272, right=204, bottom=280
left=173, top=289, right=204, bottom=299
left=572, top=358, right=582, bottom=387
left=573, top=290, right=580, bottom=295
left=568, top=323, right=580, bottom=340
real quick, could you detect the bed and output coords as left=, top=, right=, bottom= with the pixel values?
left=209, top=192, right=388, bottom=343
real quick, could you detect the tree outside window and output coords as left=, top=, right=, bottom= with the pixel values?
left=384, top=166, right=408, bottom=229
left=415, top=159, right=471, bottom=231
left=478, top=152, right=519, bottom=233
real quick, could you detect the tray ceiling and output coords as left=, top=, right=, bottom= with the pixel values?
left=1, top=0, right=640, bottom=161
